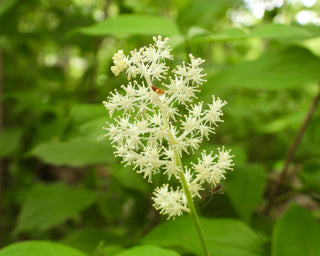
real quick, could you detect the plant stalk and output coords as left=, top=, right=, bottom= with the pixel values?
left=162, top=107, right=210, bottom=256
left=144, top=72, right=210, bottom=256
left=174, top=149, right=210, bottom=256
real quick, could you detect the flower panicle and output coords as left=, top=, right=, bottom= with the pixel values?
left=104, top=36, right=234, bottom=219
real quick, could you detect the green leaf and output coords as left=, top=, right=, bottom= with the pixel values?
left=191, top=27, right=249, bottom=41
left=0, top=128, right=22, bottom=158
left=224, top=164, right=267, bottom=222
left=114, top=245, right=180, bottom=256
left=251, top=23, right=312, bottom=39
left=77, top=15, right=180, bottom=36
left=191, top=24, right=312, bottom=42
left=208, top=46, right=320, bottom=90
left=97, top=245, right=124, bottom=256
left=68, top=104, right=106, bottom=125
left=0, top=241, right=88, bottom=256
left=177, top=0, right=236, bottom=29
left=28, top=138, right=114, bottom=167
left=299, top=159, right=320, bottom=193
left=272, top=204, right=320, bottom=256
left=61, top=227, right=117, bottom=254
left=0, top=0, right=17, bottom=18
left=15, top=183, right=96, bottom=234
left=112, top=166, right=150, bottom=194
left=75, top=116, right=107, bottom=140
left=302, top=25, right=320, bottom=37
left=142, top=216, right=264, bottom=256
left=63, top=104, right=108, bottom=141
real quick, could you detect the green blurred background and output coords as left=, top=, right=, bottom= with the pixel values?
left=0, top=0, right=320, bottom=255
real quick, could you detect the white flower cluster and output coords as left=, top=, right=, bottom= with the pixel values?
left=104, top=36, right=234, bottom=219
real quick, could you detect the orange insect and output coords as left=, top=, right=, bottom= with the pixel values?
left=151, top=86, right=165, bottom=95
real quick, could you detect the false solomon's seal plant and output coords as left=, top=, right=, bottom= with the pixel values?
left=104, top=36, right=234, bottom=256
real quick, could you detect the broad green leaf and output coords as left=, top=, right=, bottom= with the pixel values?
left=186, top=26, right=211, bottom=39
left=272, top=204, right=320, bottom=256
left=28, top=138, right=114, bottom=167
left=0, top=0, right=17, bottom=18
left=61, top=227, right=118, bottom=254
left=77, top=15, right=180, bottom=36
left=208, top=46, right=320, bottom=90
left=250, top=23, right=312, bottom=39
left=0, top=241, right=88, bottom=256
left=224, top=164, right=267, bottom=222
left=114, top=245, right=180, bottom=256
left=68, top=104, right=106, bottom=125
left=191, top=27, right=249, bottom=42
left=177, top=0, right=237, bottom=29
left=302, top=25, right=320, bottom=38
left=142, top=216, right=264, bottom=256
left=15, top=183, right=96, bottom=234
left=299, top=159, right=320, bottom=193
left=191, top=24, right=312, bottom=42
left=75, top=116, right=107, bottom=140
left=0, top=128, right=22, bottom=158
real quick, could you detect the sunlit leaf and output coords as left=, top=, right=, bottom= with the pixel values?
left=191, top=27, right=249, bottom=41
left=0, top=241, right=88, bottom=256
left=208, top=46, right=320, bottom=90
left=272, top=204, right=320, bottom=256
left=250, top=23, right=312, bottom=39
left=191, top=23, right=312, bottom=42
left=77, top=15, right=180, bottom=36
left=15, top=183, right=96, bottom=234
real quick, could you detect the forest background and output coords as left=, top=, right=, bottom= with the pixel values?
left=0, top=0, right=320, bottom=255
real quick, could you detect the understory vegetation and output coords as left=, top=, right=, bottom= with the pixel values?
left=0, top=1, right=320, bottom=256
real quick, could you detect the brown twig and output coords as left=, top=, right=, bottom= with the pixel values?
left=264, top=85, right=320, bottom=214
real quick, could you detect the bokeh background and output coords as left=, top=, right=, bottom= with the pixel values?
left=1, top=0, right=320, bottom=255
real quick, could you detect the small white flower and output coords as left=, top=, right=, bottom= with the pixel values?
left=104, top=36, right=234, bottom=219
left=183, top=169, right=203, bottom=198
left=111, top=50, right=127, bottom=76
left=153, top=185, right=189, bottom=219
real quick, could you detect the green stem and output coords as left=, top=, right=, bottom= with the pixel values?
left=170, top=135, right=210, bottom=256
left=144, top=73, right=210, bottom=256
left=161, top=107, right=210, bottom=256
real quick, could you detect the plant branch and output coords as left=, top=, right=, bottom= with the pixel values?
left=157, top=99, right=210, bottom=256
left=175, top=153, right=210, bottom=256
left=264, top=85, right=320, bottom=214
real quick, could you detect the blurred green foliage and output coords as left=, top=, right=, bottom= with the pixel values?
left=0, top=0, right=320, bottom=255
